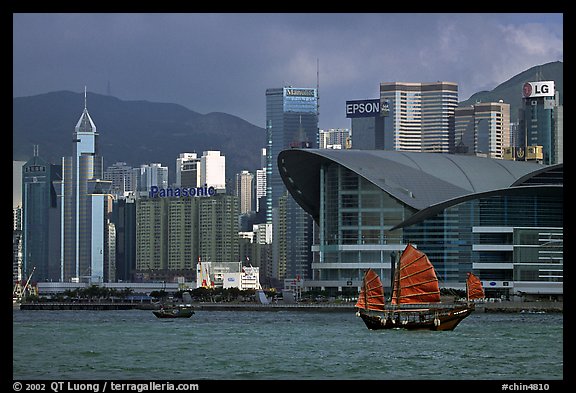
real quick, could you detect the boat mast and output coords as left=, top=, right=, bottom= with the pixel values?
left=393, top=250, right=401, bottom=306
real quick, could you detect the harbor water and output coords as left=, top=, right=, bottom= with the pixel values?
left=13, top=308, right=563, bottom=381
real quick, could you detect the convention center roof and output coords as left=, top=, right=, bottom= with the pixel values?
left=278, top=149, right=563, bottom=228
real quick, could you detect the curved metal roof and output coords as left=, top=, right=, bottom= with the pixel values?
left=277, top=148, right=563, bottom=224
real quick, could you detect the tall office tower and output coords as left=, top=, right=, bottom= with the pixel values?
left=176, top=153, right=200, bottom=188
left=198, top=195, right=239, bottom=264
left=110, top=196, right=136, bottom=282
left=104, top=162, right=135, bottom=198
left=59, top=92, right=112, bottom=282
left=265, top=87, right=318, bottom=280
left=235, top=170, right=254, bottom=214
left=454, top=101, right=511, bottom=158
left=319, top=128, right=351, bottom=149
left=21, top=147, right=62, bottom=282
left=133, top=163, right=169, bottom=195
left=380, top=82, right=458, bottom=153
left=200, top=151, right=226, bottom=191
left=518, top=81, right=563, bottom=164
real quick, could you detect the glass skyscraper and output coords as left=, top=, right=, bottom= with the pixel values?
left=266, top=87, right=318, bottom=280
left=59, top=93, right=111, bottom=282
left=21, top=149, right=62, bottom=282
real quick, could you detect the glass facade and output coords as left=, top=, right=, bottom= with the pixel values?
left=315, top=163, right=411, bottom=290
left=22, top=157, right=61, bottom=282
left=313, top=161, right=563, bottom=297
left=266, top=87, right=318, bottom=280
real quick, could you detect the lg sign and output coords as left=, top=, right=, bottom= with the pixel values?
left=522, top=81, right=555, bottom=98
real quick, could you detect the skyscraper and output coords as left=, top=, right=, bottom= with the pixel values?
left=265, top=87, right=318, bottom=280
left=21, top=147, right=62, bottom=282
left=200, top=151, right=226, bottom=191
left=345, top=98, right=387, bottom=149
left=176, top=153, right=200, bottom=188
left=104, top=162, right=135, bottom=198
left=59, top=91, right=112, bottom=282
left=133, top=163, right=169, bottom=195
left=518, top=81, right=563, bottom=164
left=380, top=82, right=458, bottom=153
left=235, top=170, right=254, bottom=214
left=454, top=101, right=511, bottom=158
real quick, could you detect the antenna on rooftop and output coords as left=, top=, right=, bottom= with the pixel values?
left=316, top=58, right=320, bottom=116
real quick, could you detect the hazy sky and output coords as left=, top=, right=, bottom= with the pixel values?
left=13, top=13, right=563, bottom=129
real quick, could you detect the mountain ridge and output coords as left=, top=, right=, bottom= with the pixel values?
left=13, top=91, right=266, bottom=184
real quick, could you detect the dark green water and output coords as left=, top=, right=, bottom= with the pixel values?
left=13, top=309, right=563, bottom=380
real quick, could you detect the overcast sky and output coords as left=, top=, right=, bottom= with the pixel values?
left=13, top=13, right=563, bottom=130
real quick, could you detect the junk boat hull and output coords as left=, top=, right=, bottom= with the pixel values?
left=355, top=243, right=484, bottom=332
left=357, top=304, right=474, bottom=331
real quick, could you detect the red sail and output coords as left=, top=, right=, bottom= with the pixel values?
left=466, top=272, right=485, bottom=300
left=391, top=243, right=441, bottom=305
left=355, top=269, right=386, bottom=311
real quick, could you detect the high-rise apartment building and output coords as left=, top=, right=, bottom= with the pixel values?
left=166, top=197, right=199, bottom=275
left=59, top=92, right=114, bottom=283
left=135, top=193, right=237, bottom=282
left=380, top=82, right=458, bottom=153
left=198, top=195, right=239, bottom=264
left=266, top=87, right=318, bottom=280
left=136, top=197, right=168, bottom=276
left=454, top=101, right=510, bottom=159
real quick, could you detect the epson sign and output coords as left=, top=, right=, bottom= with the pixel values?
left=346, top=99, right=382, bottom=118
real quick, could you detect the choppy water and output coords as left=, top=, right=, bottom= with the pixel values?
left=13, top=309, right=563, bottom=381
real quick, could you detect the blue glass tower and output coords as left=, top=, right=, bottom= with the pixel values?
left=266, top=87, right=318, bottom=280
left=21, top=147, right=62, bottom=281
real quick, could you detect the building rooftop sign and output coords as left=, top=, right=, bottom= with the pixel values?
left=522, top=81, right=555, bottom=98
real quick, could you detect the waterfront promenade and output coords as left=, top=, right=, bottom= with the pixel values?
left=18, top=300, right=563, bottom=313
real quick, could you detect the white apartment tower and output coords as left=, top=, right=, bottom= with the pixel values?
left=200, top=150, right=226, bottom=191
left=236, top=170, right=254, bottom=214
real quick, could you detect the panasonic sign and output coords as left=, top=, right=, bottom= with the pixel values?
left=149, top=184, right=216, bottom=198
left=346, top=99, right=382, bottom=118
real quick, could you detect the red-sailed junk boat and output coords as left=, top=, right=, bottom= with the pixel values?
left=355, top=243, right=485, bottom=331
